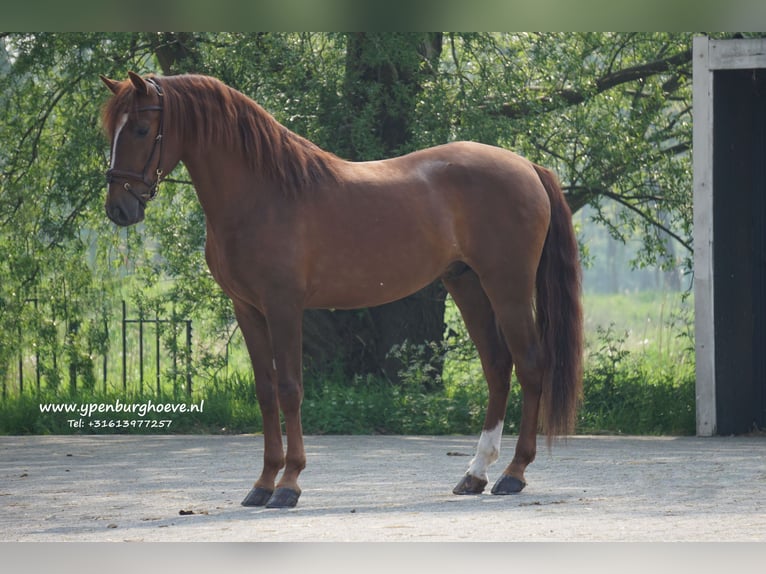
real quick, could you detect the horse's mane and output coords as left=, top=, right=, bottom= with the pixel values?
left=102, top=74, right=341, bottom=194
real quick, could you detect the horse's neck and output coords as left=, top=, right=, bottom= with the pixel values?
left=182, top=149, right=276, bottom=227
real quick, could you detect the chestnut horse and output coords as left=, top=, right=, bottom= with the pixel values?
left=100, top=72, right=583, bottom=509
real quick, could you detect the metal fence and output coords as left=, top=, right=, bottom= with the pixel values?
left=4, top=299, right=193, bottom=399
left=120, top=301, right=193, bottom=396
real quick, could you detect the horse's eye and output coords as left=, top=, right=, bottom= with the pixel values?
left=135, top=123, right=150, bottom=137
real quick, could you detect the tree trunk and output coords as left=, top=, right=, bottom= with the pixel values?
left=149, top=33, right=204, bottom=75
left=302, top=33, right=447, bottom=384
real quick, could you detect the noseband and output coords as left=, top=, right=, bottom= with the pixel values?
left=106, top=77, right=165, bottom=205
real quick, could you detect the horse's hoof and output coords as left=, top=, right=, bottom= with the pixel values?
left=490, top=474, right=526, bottom=495
left=265, top=487, right=301, bottom=509
left=452, top=473, right=488, bottom=495
left=241, top=486, right=274, bottom=507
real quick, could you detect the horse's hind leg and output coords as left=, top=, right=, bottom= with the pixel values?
left=481, top=276, right=544, bottom=495
left=443, top=269, right=513, bottom=495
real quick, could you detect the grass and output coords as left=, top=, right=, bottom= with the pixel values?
left=583, top=290, right=694, bottom=356
left=0, top=290, right=696, bottom=436
left=578, top=290, right=695, bottom=434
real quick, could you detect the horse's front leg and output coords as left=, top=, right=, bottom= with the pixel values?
left=235, top=303, right=285, bottom=507
left=261, top=301, right=306, bottom=509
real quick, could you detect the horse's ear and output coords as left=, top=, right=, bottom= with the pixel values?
left=127, top=71, right=150, bottom=95
left=100, top=75, right=120, bottom=94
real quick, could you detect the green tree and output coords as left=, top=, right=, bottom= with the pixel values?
left=0, top=33, right=140, bottom=391
left=432, top=33, right=694, bottom=268
left=1, top=32, right=714, bottom=393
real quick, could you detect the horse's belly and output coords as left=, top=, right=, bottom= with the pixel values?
left=304, top=256, right=445, bottom=310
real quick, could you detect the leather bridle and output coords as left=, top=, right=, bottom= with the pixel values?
left=105, top=77, right=165, bottom=205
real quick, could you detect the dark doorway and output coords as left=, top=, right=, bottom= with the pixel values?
left=712, top=68, right=766, bottom=434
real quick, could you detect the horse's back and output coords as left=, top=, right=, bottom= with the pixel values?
left=400, top=141, right=553, bottom=259
left=338, top=141, right=549, bottom=217
left=301, top=141, right=552, bottom=308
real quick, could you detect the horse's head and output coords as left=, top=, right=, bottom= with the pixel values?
left=100, top=71, right=168, bottom=226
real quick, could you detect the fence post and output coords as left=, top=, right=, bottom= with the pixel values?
left=68, top=319, right=78, bottom=394
left=122, top=300, right=127, bottom=392
left=102, top=313, right=111, bottom=394
left=155, top=309, right=161, bottom=397
left=172, top=313, right=178, bottom=393
left=138, top=308, right=144, bottom=394
left=18, top=320, right=23, bottom=395
left=34, top=298, right=40, bottom=393
left=186, top=320, right=192, bottom=397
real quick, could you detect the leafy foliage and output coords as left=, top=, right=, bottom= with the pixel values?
left=580, top=324, right=695, bottom=434
left=1, top=33, right=708, bottom=433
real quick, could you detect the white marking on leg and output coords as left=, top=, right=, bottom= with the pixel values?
left=467, top=421, right=503, bottom=482
left=110, top=113, right=128, bottom=169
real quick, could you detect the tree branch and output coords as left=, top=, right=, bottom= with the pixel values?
left=571, top=185, right=692, bottom=253
left=498, top=48, right=692, bottom=119
left=594, top=48, right=692, bottom=93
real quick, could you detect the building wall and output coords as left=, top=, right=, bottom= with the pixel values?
left=694, top=37, right=766, bottom=435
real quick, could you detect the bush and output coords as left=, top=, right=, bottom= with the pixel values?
left=578, top=325, right=695, bottom=435
left=0, top=300, right=697, bottom=436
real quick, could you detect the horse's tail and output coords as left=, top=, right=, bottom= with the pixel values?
left=532, top=163, right=584, bottom=443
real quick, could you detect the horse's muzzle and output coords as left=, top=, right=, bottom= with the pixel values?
left=105, top=193, right=145, bottom=227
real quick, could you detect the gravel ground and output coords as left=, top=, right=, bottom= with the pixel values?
left=1, top=433, right=765, bottom=542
